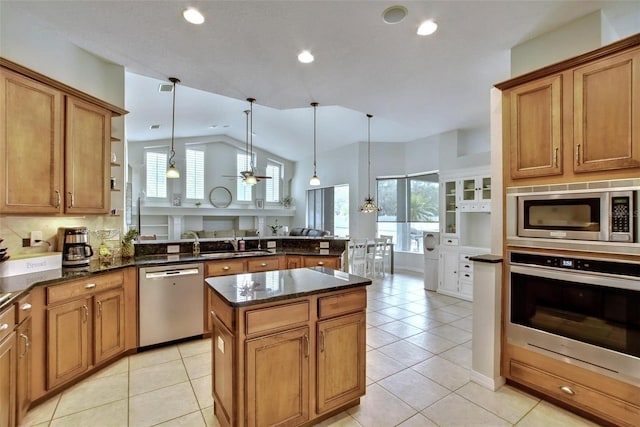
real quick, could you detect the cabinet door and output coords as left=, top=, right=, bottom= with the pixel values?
left=438, top=251, right=459, bottom=295
left=16, top=318, right=31, bottom=424
left=442, top=180, right=458, bottom=236
left=286, top=256, right=302, bottom=269
left=0, top=332, right=16, bottom=427
left=574, top=49, right=640, bottom=173
left=212, top=316, right=234, bottom=427
left=317, top=312, right=366, bottom=414
left=47, top=298, right=90, bottom=389
left=65, top=96, right=111, bottom=214
left=94, top=288, right=125, bottom=365
left=0, top=69, right=64, bottom=213
left=245, top=327, right=310, bottom=427
left=508, top=74, right=563, bottom=179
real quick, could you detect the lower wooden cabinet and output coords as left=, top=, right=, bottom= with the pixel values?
left=15, top=317, right=31, bottom=424
left=94, top=288, right=125, bottom=364
left=0, top=330, right=17, bottom=427
left=246, top=327, right=310, bottom=427
left=211, top=287, right=366, bottom=427
left=316, top=312, right=366, bottom=414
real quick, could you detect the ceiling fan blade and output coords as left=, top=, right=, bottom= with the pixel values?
left=255, top=176, right=272, bottom=179
left=222, top=174, right=242, bottom=178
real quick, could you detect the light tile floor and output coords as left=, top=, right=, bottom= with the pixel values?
left=22, top=272, right=600, bottom=427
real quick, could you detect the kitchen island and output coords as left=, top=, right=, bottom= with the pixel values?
left=205, top=267, right=371, bottom=427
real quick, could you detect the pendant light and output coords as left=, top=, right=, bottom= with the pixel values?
left=360, top=114, right=381, bottom=213
left=166, top=77, right=180, bottom=179
left=245, top=98, right=258, bottom=185
left=309, top=102, right=321, bottom=186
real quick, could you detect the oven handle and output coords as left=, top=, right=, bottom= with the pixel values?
left=509, top=264, right=639, bottom=291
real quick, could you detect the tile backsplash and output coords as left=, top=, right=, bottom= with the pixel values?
left=0, top=215, right=124, bottom=257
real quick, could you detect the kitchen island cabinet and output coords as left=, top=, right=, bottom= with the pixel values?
left=206, top=268, right=370, bottom=427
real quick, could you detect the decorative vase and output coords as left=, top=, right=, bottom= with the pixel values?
left=121, top=241, right=135, bottom=258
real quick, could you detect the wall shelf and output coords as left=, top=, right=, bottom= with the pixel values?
left=140, top=205, right=295, bottom=217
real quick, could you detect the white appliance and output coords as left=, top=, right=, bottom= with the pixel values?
left=423, top=232, right=440, bottom=290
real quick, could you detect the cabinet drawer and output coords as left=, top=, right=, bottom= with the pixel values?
left=459, top=253, right=474, bottom=263
left=510, top=360, right=640, bottom=426
left=245, top=301, right=309, bottom=336
left=15, top=292, right=32, bottom=324
left=47, top=271, right=124, bottom=305
left=442, top=238, right=459, bottom=246
left=247, top=257, right=280, bottom=272
left=302, top=256, right=339, bottom=269
left=206, top=260, right=245, bottom=277
left=318, top=290, right=366, bottom=319
left=459, top=261, right=473, bottom=274
left=0, top=305, right=16, bottom=342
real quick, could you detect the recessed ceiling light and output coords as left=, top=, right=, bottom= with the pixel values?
left=298, top=50, right=314, bottom=64
left=150, top=124, right=160, bottom=130
left=417, top=20, right=438, bottom=36
left=183, top=8, right=205, bottom=25
left=382, top=5, right=408, bottom=24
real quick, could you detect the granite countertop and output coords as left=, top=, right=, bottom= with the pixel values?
left=205, top=267, right=371, bottom=307
left=0, top=249, right=347, bottom=311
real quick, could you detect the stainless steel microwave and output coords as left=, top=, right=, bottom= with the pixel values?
left=517, top=190, right=637, bottom=242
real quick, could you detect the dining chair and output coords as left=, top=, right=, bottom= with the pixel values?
left=379, top=235, right=393, bottom=274
left=349, top=238, right=368, bottom=276
left=366, top=238, right=387, bottom=277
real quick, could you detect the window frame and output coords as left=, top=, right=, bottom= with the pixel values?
left=265, top=159, right=283, bottom=204
left=144, top=147, right=169, bottom=200
left=185, top=146, right=205, bottom=201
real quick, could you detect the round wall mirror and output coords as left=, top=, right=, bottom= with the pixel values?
left=209, top=186, right=232, bottom=208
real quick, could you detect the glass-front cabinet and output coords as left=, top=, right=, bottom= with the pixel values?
left=442, top=180, right=458, bottom=236
left=458, top=175, right=491, bottom=211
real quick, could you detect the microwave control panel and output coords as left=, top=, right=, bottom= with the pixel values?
left=611, top=196, right=631, bottom=233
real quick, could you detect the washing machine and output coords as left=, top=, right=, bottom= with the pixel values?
left=423, top=231, right=440, bottom=290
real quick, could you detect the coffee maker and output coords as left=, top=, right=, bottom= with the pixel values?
left=57, top=227, right=94, bottom=267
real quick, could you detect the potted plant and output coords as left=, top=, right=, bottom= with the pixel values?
left=121, top=227, right=138, bottom=258
left=269, top=219, right=283, bottom=236
left=281, top=195, right=293, bottom=209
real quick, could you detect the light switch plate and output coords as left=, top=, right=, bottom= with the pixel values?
left=320, top=249, right=329, bottom=255
left=167, top=245, right=180, bottom=253
left=320, top=241, right=329, bottom=248
left=267, top=241, right=276, bottom=248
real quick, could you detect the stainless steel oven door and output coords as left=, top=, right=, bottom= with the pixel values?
left=507, top=263, right=640, bottom=387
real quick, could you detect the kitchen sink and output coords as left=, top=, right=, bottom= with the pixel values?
left=199, top=250, right=272, bottom=259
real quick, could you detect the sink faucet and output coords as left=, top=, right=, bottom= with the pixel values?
left=226, top=230, right=238, bottom=251
left=186, top=231, right=200, bottom=256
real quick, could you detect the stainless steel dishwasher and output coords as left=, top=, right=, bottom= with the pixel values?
left=139, top=263, right=204, bottom=347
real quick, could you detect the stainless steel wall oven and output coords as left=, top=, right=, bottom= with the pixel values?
left=506, top=251, right=640, bottom=386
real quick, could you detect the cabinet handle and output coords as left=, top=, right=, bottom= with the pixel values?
left=559, top=385, right=575, bottom=396
left=19, top=333, right=30, bottom=359
left=83, top=305, right=88, bottom=323
left=84, top=283, right=96, bottom=289
left=464, top=264, right=470, bottom=268
left=260, top=262, right=268, bottom=267
left=304, top=334, right=309, bottom=358
left=68, top=191, right=74, bottom=208
left=21, top=303, right=32, bottom=311
left=317, top=261, right=324, bottom=266
left=0, top=323, right=8, bottom=331
left=553, top=147, right=559, bottom=167
left=464, top=274, right=471, bottom=278
left=222, top=266, right=230, bottom=271
left=54, top=190, right=61, bottom=208
left=97, top=301, right=102, bottom=318
left=575, top=144, right=581, bottom=165
left=320, top=330, right=325, bottom=352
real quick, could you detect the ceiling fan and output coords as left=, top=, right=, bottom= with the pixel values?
left=223, top=98, right=271, bottom=185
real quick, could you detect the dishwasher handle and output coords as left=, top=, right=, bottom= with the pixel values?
left=145, top=268, right=201, bottom=279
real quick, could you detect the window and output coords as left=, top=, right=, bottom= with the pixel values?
left=236, top=152, right=252, bottom=202
left=377, top=172, right=439, bottom=253
left=265, top=160, right=282, bottom=203
left=185, top=148, right=204, bottom=199
left=306, top=184, right=349, bottom=237
left=145, top=150, right=167, bottom=198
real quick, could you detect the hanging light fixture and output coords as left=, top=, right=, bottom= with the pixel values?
left=245, top=98, right=258, bottom=185
left=360, top=114, right=381, bottom=213
left=166, top=77, right=180, bottom=178
left=309, top=102, right=321, bottom=186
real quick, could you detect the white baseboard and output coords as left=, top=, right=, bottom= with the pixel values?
left=469, top=370, right=505, bottom=391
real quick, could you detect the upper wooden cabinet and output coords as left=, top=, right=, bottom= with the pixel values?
left=573, top=49, right=640, bottom=173
left=507, top=74, right=563, bottom=179
left=0, top=69, right=64, bottom=213
left=498, top=35, right=640, bottom=184
left=0, top=59, right=126, bottom=215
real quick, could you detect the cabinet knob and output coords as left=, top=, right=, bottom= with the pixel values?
left=0, top=323, right=8, bottom=331
left=317, top=261, right=324, bottom=265
left=21, top=303, right=32, bottom=311
left=84, top=283, right=96, bottom=289
left=260, top=262, right=268, bottom=267
left=222, top=266, right=230, bottom=271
